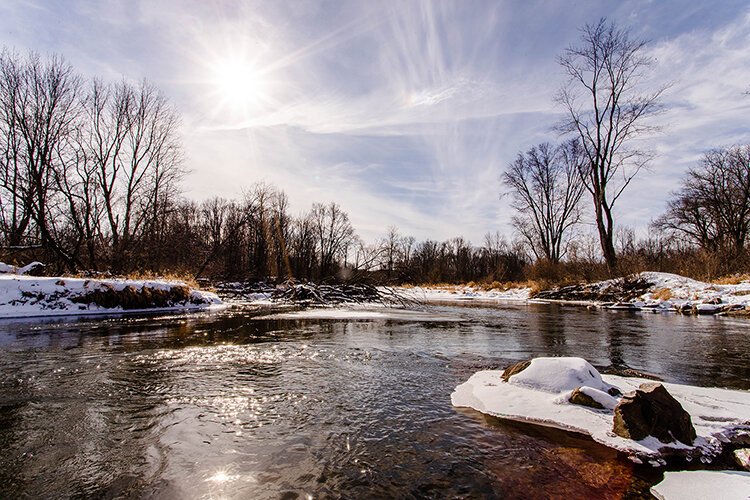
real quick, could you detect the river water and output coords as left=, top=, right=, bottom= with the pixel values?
left=1, top=302, right=749, bottom=499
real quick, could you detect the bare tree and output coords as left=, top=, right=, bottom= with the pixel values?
left=654, top=145, right=750, bottom=255
left=380, top=225, right=401, bottom=279
left=557, top=18, right=667, bottom=271
left=0, top=49, right=84, bottom=269
left=503, top=140, right=585, bottom=263
left=87, top=79, right=182, bottom=271
left=310, top=202, right=355, bottom=280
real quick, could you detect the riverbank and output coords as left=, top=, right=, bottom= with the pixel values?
left=404, top=272, right=750, bottom=315
left=0, top=273, right=223, bottom=319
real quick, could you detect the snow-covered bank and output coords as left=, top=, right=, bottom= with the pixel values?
left=0, top=273, right=223, bottom=319
left=408, top=272, right=750, bottom=315
left=452, top=357, right=750, bottom=465
left=400, top=284, right=531, bottom=303
left=651, top=470, right=750, bottom=500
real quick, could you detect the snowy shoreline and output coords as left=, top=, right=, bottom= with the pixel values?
left=0, top=273, right=224, bottom=319
left=404, top=271, right=750, bottom=315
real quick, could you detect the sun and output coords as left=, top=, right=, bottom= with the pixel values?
left=211, top=57, right=268, bottom=110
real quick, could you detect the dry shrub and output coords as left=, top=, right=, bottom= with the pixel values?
left=528, top=279, right=554, bottom=297
left=118, top=270, right=199, bottom=289
left=713, top=274, right=750, bottom=285
left=651, top=288, right=672, bottom=301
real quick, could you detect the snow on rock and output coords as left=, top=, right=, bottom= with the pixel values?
left=735, top=449, right=750, bottom=471
left=0, top=273, right=224, bottom=319
left=506, top=357, right=616, bottom=394
left=650, top=470, right=750, bottom=500
left=578, top=386, right=619, bottom=410
left=0, top=261, right=44, bottom=275
left=452, top=357, right=750, bottom=464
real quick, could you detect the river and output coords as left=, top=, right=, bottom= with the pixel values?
left=1, top=302, right=748, bottom=498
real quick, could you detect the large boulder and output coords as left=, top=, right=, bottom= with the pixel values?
left=612, top=382, right=696, bottom=445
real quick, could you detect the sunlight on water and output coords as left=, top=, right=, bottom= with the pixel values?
left=3, top=304, right=749, bottom=498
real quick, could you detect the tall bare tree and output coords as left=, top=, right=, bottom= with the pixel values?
left=557, top=18, right=667, bottom=271
left=86, top=79, right=182, bottom=271
left=503, top=140, right=585, bottom=263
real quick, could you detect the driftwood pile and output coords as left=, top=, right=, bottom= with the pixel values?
left=215, top=280, right=419, bottom=307
left=533, top=276, right=653, bottom=303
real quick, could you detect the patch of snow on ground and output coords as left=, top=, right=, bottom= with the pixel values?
left=641, top=271, right=750, bottom=304
left=260, top=305, right=460, bottom=322
left=650, top=470, right=750, bottom=500
left=401, top=285, right=531, bottom=303
left=452, top=358, right=750, bottom=463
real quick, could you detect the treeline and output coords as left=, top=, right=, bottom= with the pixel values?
left=1, top=37, right=748, bottom=286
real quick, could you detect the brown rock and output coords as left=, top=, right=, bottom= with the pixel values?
left=569, top=387, right=605, bottom=409
left=612, top=382, right=696, bottom=445
left=735, top=449, right=750, bottom=471
left=501, top=360, right=531, bottom=382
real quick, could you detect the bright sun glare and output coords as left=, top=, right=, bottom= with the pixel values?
left=212, top=58, right=267, bottom=110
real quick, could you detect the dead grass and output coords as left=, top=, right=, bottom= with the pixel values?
left=651, top=288, right=673, bottom=301
left=712, top=274, right=750, bottom=285
left=62, top=270, right=201, bottom=289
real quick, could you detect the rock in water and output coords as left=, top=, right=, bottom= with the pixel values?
left=500, top=360, right=531, bottom=382
left=569, top=387, right=605, bottom=409
left=612, top=382, right=696, bottom=445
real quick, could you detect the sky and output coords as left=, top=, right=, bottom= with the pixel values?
left=0, top=0, right=749, bottom=244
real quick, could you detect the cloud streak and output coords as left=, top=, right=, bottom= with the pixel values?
left=0, top=0, right=749, bottom=244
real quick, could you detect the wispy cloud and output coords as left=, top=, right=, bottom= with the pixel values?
left=0, top=0, right=748, bottom=243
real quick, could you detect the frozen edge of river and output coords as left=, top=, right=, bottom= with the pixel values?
left=452, top=364, right=750, bottom=466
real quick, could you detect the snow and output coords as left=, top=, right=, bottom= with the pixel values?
left=0, top=261, right=44, bottom=275
left=260, top=305, right=460, bottom=322
left=578, top=386, right=619, bottom=410
left=507, top=357, right=615, bottom=394
left=0, top=272, right=224, bottom=319
left=401, top=285, right=531, bottom=303
left=650, top=471, right=750, bottom=500
left=452, top=357, right=750, bottom=463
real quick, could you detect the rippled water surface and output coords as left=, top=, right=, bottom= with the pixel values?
left=1, top=302, right=749, bottom=499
